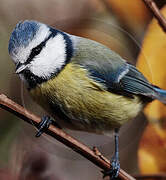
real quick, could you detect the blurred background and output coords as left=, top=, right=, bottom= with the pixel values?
left=1, top=0, right=166, bottom=179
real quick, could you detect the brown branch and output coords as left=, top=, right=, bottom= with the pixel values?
left=93, top=146, right=110, bottom=164
left=0, top=93, right=135, bottom=180
left=142, top=0, right=166, bottom=32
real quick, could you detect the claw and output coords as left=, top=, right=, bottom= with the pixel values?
left=36, top=116, right=53, bottom=137
left=110, top=156, right=120, bottom=179
left=102, top=156, right=120, bottom=179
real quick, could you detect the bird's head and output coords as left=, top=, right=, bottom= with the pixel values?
left=8, top=20, right=73, bottom=88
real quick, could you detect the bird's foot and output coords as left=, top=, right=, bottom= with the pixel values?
left=102, top=156, right=120, bottom=180
left=36, top=116, right=61, bottom=137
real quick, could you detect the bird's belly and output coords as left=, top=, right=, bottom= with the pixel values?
left=30, top=86, right=143, bottom=134
left=53, top=95, right=143, bottom=134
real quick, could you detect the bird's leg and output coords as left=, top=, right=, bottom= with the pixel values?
left=36, top=115, right=61, bottom=137
left=103, top=128, right=120, bottom=180
left=110, top=128, right=120, bottom=179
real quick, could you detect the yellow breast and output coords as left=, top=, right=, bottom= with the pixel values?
left=30, top=63, right=143, bottom=134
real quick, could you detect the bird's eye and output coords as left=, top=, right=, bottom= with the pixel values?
left=32, top=46, right=42, bottom=56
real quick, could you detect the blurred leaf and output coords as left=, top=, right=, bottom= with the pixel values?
left=136, top=5, right=166, bottom=174
left=138, top=124, right=166, bottom=174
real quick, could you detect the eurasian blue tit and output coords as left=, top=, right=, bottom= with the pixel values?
left=8, top=20, right=166, bottom=179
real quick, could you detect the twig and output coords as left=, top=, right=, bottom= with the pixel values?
left=142, top=0, right=166, bottom=32
left=93, top=146, right=110, bottom=164
left=0, top=93, right=135, bottom=180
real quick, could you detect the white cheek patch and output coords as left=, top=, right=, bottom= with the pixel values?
left=30, top=33, right=66, bottom=78
left=12, top=24, right=51, bottom=64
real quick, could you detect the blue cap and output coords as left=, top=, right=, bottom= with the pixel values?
left=8, top=20, right=40, bottom=55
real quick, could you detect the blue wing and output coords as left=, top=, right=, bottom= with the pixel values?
left=84, top=62, right=157, bottom=100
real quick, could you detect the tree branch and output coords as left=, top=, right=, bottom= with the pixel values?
left=142, top=0, right=166, bottom=32
left=0, top=93, right=135, bottom=180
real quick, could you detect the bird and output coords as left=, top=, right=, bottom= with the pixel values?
left=8, top=20, right=166, bottom=179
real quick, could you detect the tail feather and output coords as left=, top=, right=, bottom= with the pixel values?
left=153, top=87, right=166, bottom=104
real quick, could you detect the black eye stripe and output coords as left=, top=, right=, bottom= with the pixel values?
left=25, top=32, right=54, bottom=65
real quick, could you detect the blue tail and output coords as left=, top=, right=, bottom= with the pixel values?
left=153, top=87, right=166, bottom=104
